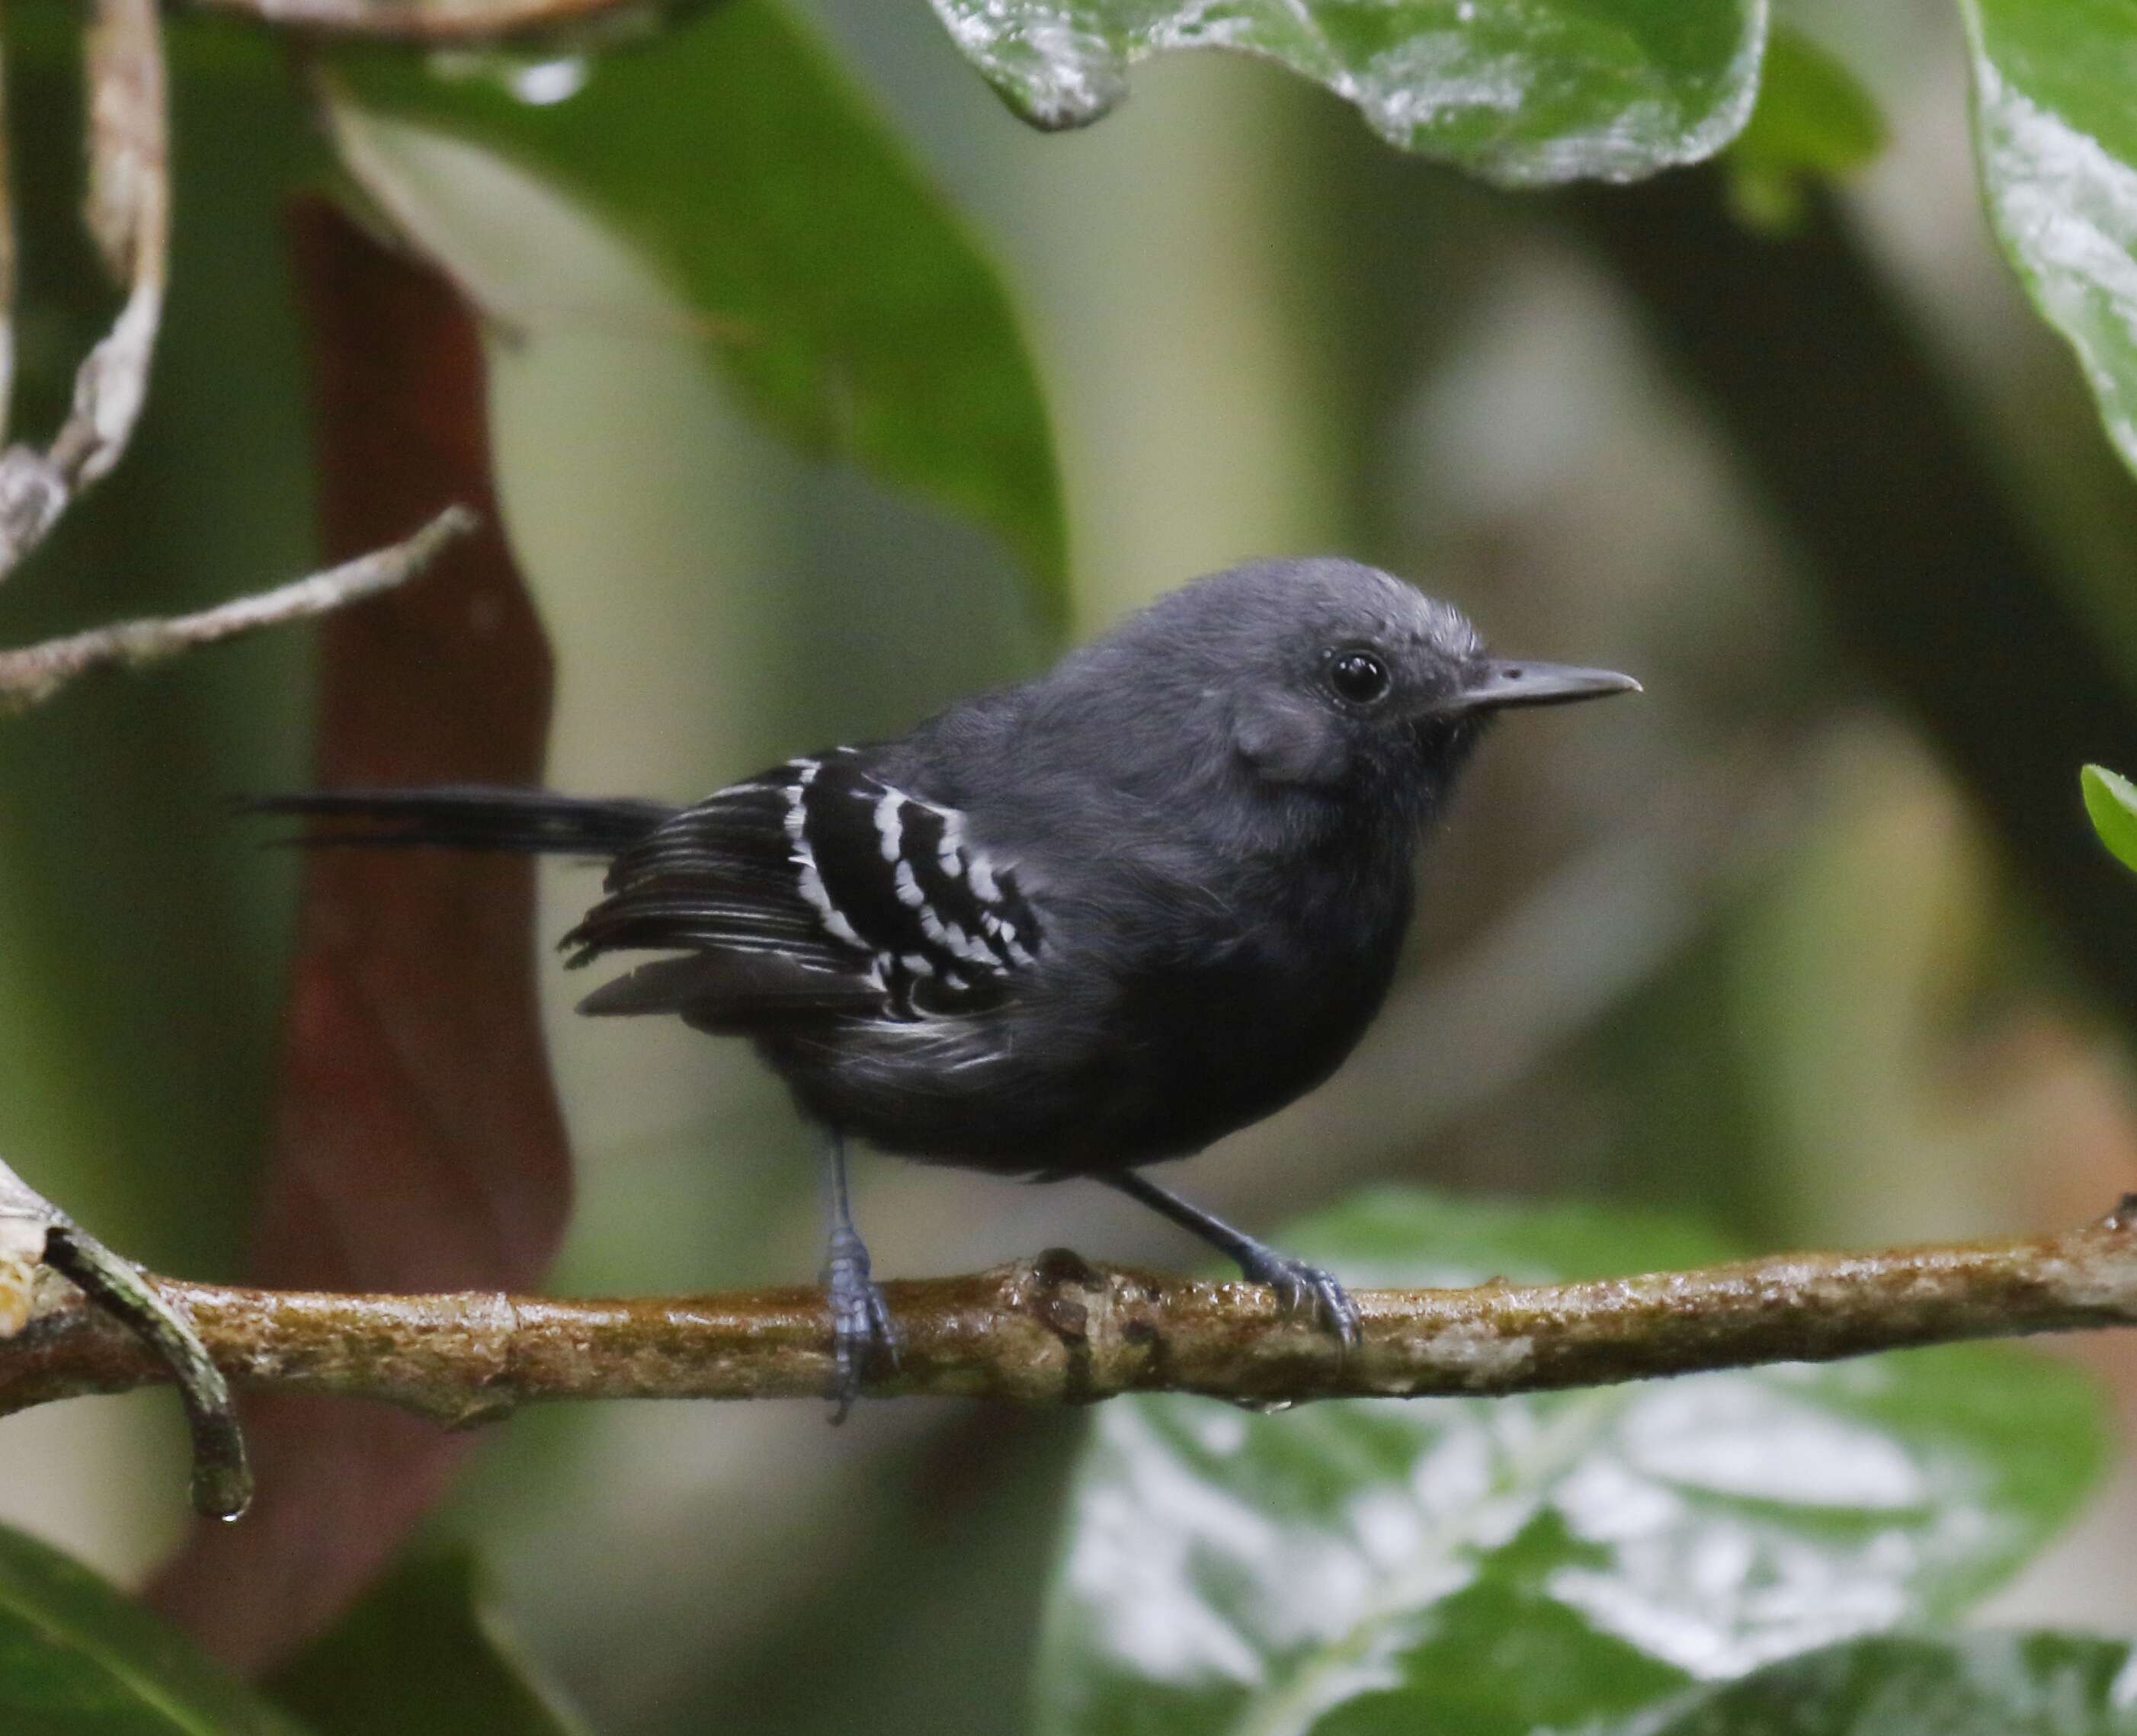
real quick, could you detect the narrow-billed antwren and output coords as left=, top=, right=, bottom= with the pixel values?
left=262, top=558, right=1637, bottom=1412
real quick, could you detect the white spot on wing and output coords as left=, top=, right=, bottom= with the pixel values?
left=794, top=859, right=864, bottom=950
left=938, top=810, right=966, bottom=876
left=873, top=790, right=904, bottom=862
left=786, top=759, right=864, bottom=951
left=780, top=757, right=819, bottom=842
left=940, top=921, right=992, bottom=967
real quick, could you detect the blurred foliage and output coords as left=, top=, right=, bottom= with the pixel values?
left=1035, top=1190, right=2107, bottom=1736
left=0, top=1523, right=308, bottom=1734
left=1623, top=1633, right=2137, bottom=1735
left=1724, top=24, right=1885, bottom=228
left=329, top=0, right=1070, bottom=633
left=267, top=1552, right=588, bottom=1736
left=1729, top=24, right=1885, bottom=177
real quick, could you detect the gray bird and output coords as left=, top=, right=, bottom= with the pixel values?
left=262, top=557, right=1637, bottom=1412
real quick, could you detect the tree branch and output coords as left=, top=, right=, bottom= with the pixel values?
left=0, top=0, right=169, bottom=577
left=0, top=1155, right=248, bottom=1517
left=7, top=1205, right=2137, bottom=1443
left=0, top=11, right=18, bottom=448
left=0, top=504, right=476, bottom=715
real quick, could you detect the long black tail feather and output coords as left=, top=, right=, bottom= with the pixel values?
left=247, top=786, right=677, bottom=858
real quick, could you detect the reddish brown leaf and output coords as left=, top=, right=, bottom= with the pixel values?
left=146, top=197, right=570, bottom=1670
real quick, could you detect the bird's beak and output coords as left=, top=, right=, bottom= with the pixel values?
left=1424, top=658, right=1642, bottom=718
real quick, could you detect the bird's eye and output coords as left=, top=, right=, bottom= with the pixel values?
left=1329, top=649, right=1391, bottom=705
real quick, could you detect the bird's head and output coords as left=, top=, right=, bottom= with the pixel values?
left=1056, top=558, right=1639, bottom=822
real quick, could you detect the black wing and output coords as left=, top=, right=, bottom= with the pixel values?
left=566, top=749, right=1045, bottom=1028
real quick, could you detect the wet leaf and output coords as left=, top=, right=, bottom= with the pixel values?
left=1623, top=1632, right=2137, bottom=1735
left=1033, top=1190, right=2107, bottom=1736
left=146, top=202, right=570, bottom=1672
left=268, top=1553, right=588, bottom=1736
left=331, top=0, right=1068, bottom=631
left=1961, top=0, right=2137, bottom=480
left=0, top=1523, right=312, bottom=1735
left=929, top=0, right=1767, bottom=186
left=2082, top=764, right=2137, bottom=876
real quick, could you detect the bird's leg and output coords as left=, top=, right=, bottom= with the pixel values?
left=1104, top=1170, right=1360, bottom=1349
left=820, top=1129, right=898, bottom=1421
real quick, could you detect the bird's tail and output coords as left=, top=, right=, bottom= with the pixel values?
left=248, top=786, right=677, bottom=857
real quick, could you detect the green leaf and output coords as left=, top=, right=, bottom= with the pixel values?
left=1724, top=24, right=1884, bottom=228
left=2083, top=764, right=2137, bottom=875
left=1960, top=0, right=2137, bottom=482
left=332, top=0, right=1068, bottom=632
left=930, top=0, right=1769, bottom=186
left=1729, top=24, right=1884, bottom=175
left=0, top=1523, right=314, bottom=1735
left=1624, top=1632, right=2137, bottom=1734
left=1033, top=1189, right=2108, bottom=1736
left=265, top=1552, right=586, bottom=1736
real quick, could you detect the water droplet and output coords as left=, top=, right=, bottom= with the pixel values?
left=1230, top=1396, right=1294, bottom=1416
left=507, top=57, right=590, bottom=106
left=425, top=50, right=590, bottom=107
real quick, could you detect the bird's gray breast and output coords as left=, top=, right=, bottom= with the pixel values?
left=1080, top=840, right=1411, bottom=1162
left=926, top=804, right=1416, bottom=1171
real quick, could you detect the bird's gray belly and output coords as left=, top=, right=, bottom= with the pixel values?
left=757, top=914, right=1400, bottom=1175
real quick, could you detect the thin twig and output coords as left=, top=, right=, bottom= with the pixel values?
left=0, top=0, right=169, bottom=579
left=190, top=0, right=647, bottom=43
left=0, top=505, right=477, bottom=715
left=0, top=1155, right=248, bottom=1517
left=0, top=1164, right=48, bottom=1340
left=0, top=1, right=18, bottom=447
left=5, top=1203, right=2136, bottom=1432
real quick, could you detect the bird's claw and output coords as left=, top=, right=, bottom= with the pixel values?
left=1242, top=1251, right=1360, bottom=1352
left=822, top=1228, right=900, bottom=1422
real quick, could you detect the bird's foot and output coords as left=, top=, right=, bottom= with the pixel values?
left=822, top=1225, right=900, bottom=1422
left=1238, top=1248, right=1360, bottom=1351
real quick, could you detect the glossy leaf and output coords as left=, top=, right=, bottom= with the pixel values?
left=331, top=0, right=1068, bottom=630
left=267, top=1553, right=588, bottom=1736
left=1961, top=0, right=2137, bottom=480
left=1624, top=1632, right=2137, bottom=1735
left=0, top=1523, right=312, bottom=1735
left=1033, top=1190, right=2107, bottom=1736
left=2082, top=764, right=2137, bottom=875
left=930, top=0, right=1768, bottom=186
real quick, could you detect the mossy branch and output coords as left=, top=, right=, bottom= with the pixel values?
left=6, top=1204, right=2136, bottom=1474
